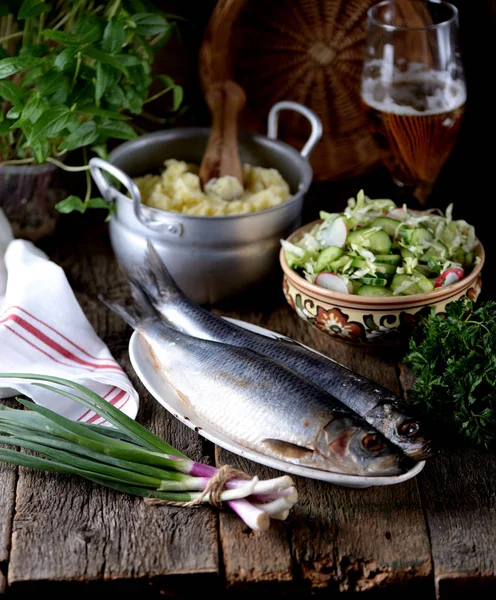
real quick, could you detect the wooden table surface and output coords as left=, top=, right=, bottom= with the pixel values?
left=1, top=200, right=495, bottom=599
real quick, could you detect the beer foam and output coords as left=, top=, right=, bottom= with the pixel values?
left=362, top=66, right=466, bottom=116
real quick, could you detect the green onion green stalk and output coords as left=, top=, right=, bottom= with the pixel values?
left=0, top=374, right=297, bottom=531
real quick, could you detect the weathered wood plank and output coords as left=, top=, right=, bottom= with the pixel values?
left=0, top=400, right=18, bottom=596
left=7, top=224, right=219, bottom=593
left=400, top=366, right=496, bottom=598
left=216, top=298, right=433, bottom=593
left=216, top=446, right=294, bottom=593
left=0, top=462, right=15, bottom=595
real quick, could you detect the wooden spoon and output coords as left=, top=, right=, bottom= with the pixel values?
left=199, top=80, right=246, bottom=197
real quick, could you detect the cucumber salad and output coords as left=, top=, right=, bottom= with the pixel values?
left=282, top=191, right=479, bottom=297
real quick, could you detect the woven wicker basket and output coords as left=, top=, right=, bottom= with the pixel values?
left=199, top=0, right=386, bottom=182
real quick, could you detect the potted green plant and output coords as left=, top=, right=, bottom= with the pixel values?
left=0, top=0, right=183, bottom=240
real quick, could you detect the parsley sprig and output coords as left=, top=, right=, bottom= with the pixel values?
left=404, top=297, right=496, bottom=449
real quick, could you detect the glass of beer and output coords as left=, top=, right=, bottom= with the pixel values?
left=361, top=0, right=466, bottom=205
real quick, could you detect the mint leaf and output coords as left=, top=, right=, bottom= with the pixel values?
left=132, top=13, right=170, bottom=36
left=0, top=80, right=24, bottom=107
left=29, top=106, right=75, bottom=142
left=81, top=47, right=128, bottom=76
left=0, top=56, right=40, bottom=79
left=55, top=195, right=86, bottom=214
left=18, top=0, right=50, bottom=19
left=102, top=18, right=126, bottom=54
left=99, top=119, right=137, bottom=140
left=95, top=63, right=120, bottom=102
left=59, top=120, right=99, bottom=151
left=42, top=29, right=78, bottom=45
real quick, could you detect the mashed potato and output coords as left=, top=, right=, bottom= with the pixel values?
left=134, top=159, right=291, bottom=216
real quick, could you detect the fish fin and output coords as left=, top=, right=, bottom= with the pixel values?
left=262, top=439, right=314, bottom=460
left=99, top=277, right=158, bottom=329
left=141, top=241, right=184, bottom=304
left=98, top=295, right=140, bottom=329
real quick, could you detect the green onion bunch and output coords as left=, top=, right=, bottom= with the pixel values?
left=0, top=374, right=297, bottom=531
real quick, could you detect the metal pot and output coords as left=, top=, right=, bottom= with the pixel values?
left=89, top=101, right=322, bottom=304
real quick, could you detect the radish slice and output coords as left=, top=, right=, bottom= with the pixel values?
left=435, top=267, right=464, bottom=288
left=318, top=217, right=348, bottom=248
left=315, top=272, right=350, bottom=294
left=386, top=208, right=409, bottom=220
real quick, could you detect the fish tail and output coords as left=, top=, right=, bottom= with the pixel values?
left=141, top=241, right=183, bottom=304
left=99, top=279, right=158, bottom=329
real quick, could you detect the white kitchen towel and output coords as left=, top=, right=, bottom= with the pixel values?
left=0, top=208, right=139, bottom=424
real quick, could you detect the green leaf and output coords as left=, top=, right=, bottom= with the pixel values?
left=76, top=105, right=131, bottom=120
left=132, top=13, right=170, bottom=36
left=42, top=29, right=78, bottom=45
left=54, top=47, right=79, bottom=71
left=0, top=121, right=12, bottom=135
left=127, top=64, right=150, bottom=91
left=85, top=197, right=111, bottom=210
left=19, top=44, right=49, bottom=58
left=18, top=0, right=50, bottom=19
left=0, top=81, right=24, bottom=107
left=75, top=15, right=106, bottom=44
left=36, top=71, right=68, bottom=96
left=81, top=47, right=128, bottom=76
left=55, top=195, right=86, bottom=214
left=100, top=119, right=137, bottom=140
left=105, top=85, right=129, bottom=110
left=6, top=107, right=20, bottom=119
left=116, top=54, right=142, bottom=67
left=124, top=87, right=143, bottom=114
left=102, top=18, right=126, bottom=54
left=59, top=120, right=99, bottom=151
left=95, top=63, right=120, bottom=102
left=0, top=56, right=40, bottom=79
left=29, top=106, right=75, bottom=143
left=30, top=138, right=50, bottom=163
left=172, top=85, right=183, bottom=111
left=21, top=94, right=44, bottom=123
left=50, top=78, right=70, bottom=106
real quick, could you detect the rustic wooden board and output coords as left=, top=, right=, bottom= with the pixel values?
left=399, top=366, right=496, bottom=598
left=216, top=446, right=294, bottom=593
left=6, top=226, right=219, bottom=594
left=216, top=298, right=433, bottom=593
left=0, top=400, right=17, bottom=595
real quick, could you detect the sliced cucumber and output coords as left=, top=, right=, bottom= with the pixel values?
left=356, top=285, right=394, bottom=296
left=347, top=227, right=392, bottom=254
left=391, top=271, right=435, bottom=295
left=315, top=246, right=344, bottom=272
left=400, top=247, right=415, bottom=259
left=420, top=240, right=449, bottom=262
left=351, top=257, right=397, bottom=276
left=375, top=253, right=401, bottom=266
left=400, top=225, right=434, bottom=246
left=415, top=264, right=436, bottom=278
left=370, top=217, right=402, bottom=237
left=358, top=276, right=388, bottom=286
left=328, top=255, right=354, bottom=272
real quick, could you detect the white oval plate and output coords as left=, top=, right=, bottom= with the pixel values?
left=129, top=318, right=425, bottom=489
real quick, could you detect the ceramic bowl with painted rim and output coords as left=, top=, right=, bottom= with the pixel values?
left=279, top=220, right=485, bottom=346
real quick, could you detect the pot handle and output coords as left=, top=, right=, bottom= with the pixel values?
left=89, top=158, right=183, bottom=237
left=267, top=101, right=323, bottom=159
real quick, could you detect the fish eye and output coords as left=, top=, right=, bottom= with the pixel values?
left=362, top=433, right=383, bottom=453
left=399, top=421, right=420, bottom=438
